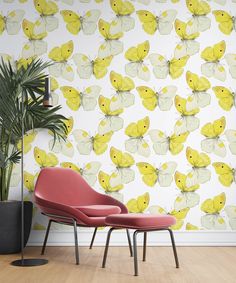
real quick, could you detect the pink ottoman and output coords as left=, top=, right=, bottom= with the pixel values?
left=102, top=214, right=179, bottom=276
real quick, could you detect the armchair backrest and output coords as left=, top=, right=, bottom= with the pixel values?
left=34, top=167, right=109, bottom=206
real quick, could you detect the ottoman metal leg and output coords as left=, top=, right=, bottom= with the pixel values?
left=167, top=229, right=179, bottom=268
left=133, top=230, right=139, bottom=276
left=41, top=219, right=52, bottom=255
left=73, top=220, right=79, bottom=265
left=89, top=227, right=98, bottom=249
left=143, top=232, right=147, bottom=262
left=102, top=227, right=116, bottom=268
left=126, top=229, right=133, bottom=257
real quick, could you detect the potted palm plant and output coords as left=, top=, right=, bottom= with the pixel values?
left=0, top=59, right=67, bottom=254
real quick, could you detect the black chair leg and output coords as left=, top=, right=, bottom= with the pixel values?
left=126, top=229, right=133, bottom=257
left=133, top=230, right=139, bottom=276
left=73, top=220, right=79, bottom=265
left=143, top=232, right=147, bottom=262
left=41, top=219, right=52, bottom=255
left=89, top=227, right=98, bottom=249
left=102, top=228, right=115, bottom=268
left=168, top=229, right=179, bottom=268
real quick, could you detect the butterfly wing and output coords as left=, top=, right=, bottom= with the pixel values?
left=225, top=206, right=236, bottom=230
left=6, top=10, right=25, bottom=35
left=213, top=10, right=233, bottom=35
left=149, top=54, right=169, bottom=79
left=158, top=161, right=177, bottom=187
left=81, top=86, right=101, bottom=111
left=158, top=9, right=177, bottom=35
left=136, top=162, right=158, bottom=187
left=225, top=130, right=236, bottom=154
left=73, top=53, right=93, bottom=79
left=73, top=129, right=93, bottom=155
left=225, top=54, right=236, bottom=79
left=158, top=85, right=177, bottom=111
left=82, top=161, right=101, bottom=186
left=212, top=162, right=234, bottom=187
left=82, top=10, right=101, bottom=35
left=136, top=10, right=157, bottom=34
left=174, top=192, right=200, bottom=210
left=149, top=129, right=169, bottom=155
left=212, top=86, right=234, bottom=111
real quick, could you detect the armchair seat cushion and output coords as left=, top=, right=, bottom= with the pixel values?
left=75, top=205, right=121, bottom=217
left=105, top=214, right=176, bottom=229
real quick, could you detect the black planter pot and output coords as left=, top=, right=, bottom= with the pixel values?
left=0, top=201, right=33, bottom=254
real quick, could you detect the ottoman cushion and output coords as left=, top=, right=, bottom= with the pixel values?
left=105, top=214, right=176, bottom=229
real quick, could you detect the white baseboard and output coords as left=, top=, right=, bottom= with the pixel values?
left=28, top=229, right=236, bottom=247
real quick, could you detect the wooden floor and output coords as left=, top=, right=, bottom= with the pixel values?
left=0, top=247, right=236, bottom=283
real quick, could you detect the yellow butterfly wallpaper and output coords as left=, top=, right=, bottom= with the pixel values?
left=1, top=0, right=236, bottom=231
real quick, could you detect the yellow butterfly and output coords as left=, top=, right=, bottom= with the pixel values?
left=149, top=205, right=190, bottom=230
left=137, top=161, right=177, bottom=187
left=225, top=53, right=236, bottom=79
left=225, top=129, right=236, bottom=155
left=24, top=171, right=38, bottom=192
left=0, top=10, right=25, bottom=35
left=34, top=147, right=58, bottom=167
left=125, top=116, right=150, bottom=157
left=73, top=53, right=113, bottom=79
left=60, top=85, right=101, bottom=111
left=61, top=161, right=101, bottom=186
left=98, top=19, right=123, bottom=58
left=174, top=171, right=200, bottom=210
left=136, top=9, right=177, bottom=35
left=149, top=129, right=189, bottom=155
left=136, top=85, right=177, bottom=111
left=110, top=71, right=135, bottom=108
left=98, top=95, right=124, bottom=135
left=212, top=162, right=236, bottom=187
left=174, top=95, right=200, bottom=135
left=22, top=19, right=47, bottom=58
left=185, top=71, right=211, bottom=111
left=17, top=130, right=38, bottom=154
left=34, top=0, right=59, bottom=31
left=72, top=129, right=113, bottom=155
left=110, top=147, right=135, bottom=184
left=98, top=170, right=124, bottom=194
left=149, top=53, right=189, bottom=79
left=213, top=10, right=235, bottom=35
left=212, top=86, right=235, bottom=111
left=48, top=40, right=74, bottom=81
left=174, top=19, right=200, bottom=58
left=126, top=192, right=150, bottom=213
left=225, top=206, right=236, bottom=230
left=186, top=223, right=199, bottom=230
left=201, top=40, right=226, bottom=81
left=60, top=9, right=100, bottom=35
left=125, top=41, right=150, bottom=81
left=201, top=193, right=226, bottom=230
left=200, top=116, right=226, bottom=157
left=110, top=0, right=135, bottom=33
left=186, top=0, right=211, bottom=32
left=186, top=147, right=211, bottom=184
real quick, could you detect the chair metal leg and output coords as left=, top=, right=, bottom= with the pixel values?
left=102, top=227, right=115, bottom=268
left=73, top=220, right=79, bottom=265
left=168, top=229, right=179, bottom=268
left=133, top=231, right=139, bottom=276
left=126, top=229, right=133, bottom=257
left=143, top=232, right=147, bottom=262
left=89, top=227, right=98, bottom=249
left=41, top=219, right=52, bottom=255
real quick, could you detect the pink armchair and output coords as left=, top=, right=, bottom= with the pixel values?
left=34, top=167, right=132, bottom=264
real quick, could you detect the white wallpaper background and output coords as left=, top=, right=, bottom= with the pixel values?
left=1, top=0, right=236, bottom=232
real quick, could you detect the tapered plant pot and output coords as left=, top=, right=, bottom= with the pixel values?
left=0, top=200, right=33, bottom=254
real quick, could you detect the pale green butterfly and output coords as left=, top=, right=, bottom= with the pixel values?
left=0, top=10, right=25, bottom=35
left=225, top=206, right=236, bottom=230
left=225, top=130, right=236, bottom=155
left=225, top=54, right=236, bottom=79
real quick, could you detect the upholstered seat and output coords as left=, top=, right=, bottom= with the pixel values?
left=105, top=214, right=176, bottom=229
left=75, top=205, right=121, bottom=217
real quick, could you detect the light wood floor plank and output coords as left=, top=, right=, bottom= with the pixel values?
left=0, top=247, right=236, bottom=283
